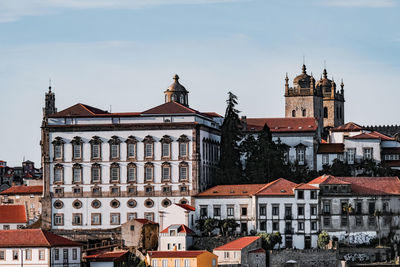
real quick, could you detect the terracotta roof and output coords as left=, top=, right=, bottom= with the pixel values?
left=196, top=184, right=266, bottom=197
left=255, top=178, right=298, bottom=196
left=345, top=131, right=394, bottom=141
left=49, top=103, right=109, bottom=117
left=84, top=251, right=128, bottom=261
left=214, top=236, right=260, bottom=251
left=160, top=224, right=195, bottom=235
left=175, top=203, right=196, bottom=211
left=201, top=112, right=223, bottom=118
left=317, top=143, right=344, bottom=154
left=331, top=122, right=363, bottom=132
left=295, top=183, right=319, bottom=190
left=249, top=248, right=266, bottom=253
left=142, top=101, right=200, bottom=115
left=0, top=229, right=82, bottom=247
left=337, top=176, right=400, bottom=195
left=308, top=175, right=351, bottom=185
left=147, top=250, right=209, bottom=258
left=134, top=219, right=157, bottom=225
left=244, top=117, right=318, bottom=133
left=382, top=147, right=400, bottom=154
left=0, top=205, right=27, bottom=223
left=0, top=185, right=43, bottom=195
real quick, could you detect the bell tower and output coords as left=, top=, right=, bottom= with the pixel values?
left=164, top=74, right=189, bottom=107
left=43, top=84, right=57, bottom=117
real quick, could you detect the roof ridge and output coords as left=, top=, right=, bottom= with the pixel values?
left=253, top=179, right=280, bottom=195
left=40, top=229, right=52, bottom=247
left=79, top=103, right=96, bottom=115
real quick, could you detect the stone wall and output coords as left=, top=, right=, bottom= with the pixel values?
left=269, top=249, right=339, bottom=267
left=192, top=236, right=239, bottom=251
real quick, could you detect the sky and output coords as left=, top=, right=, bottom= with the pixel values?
left=0, top=0, right=399, bottom=166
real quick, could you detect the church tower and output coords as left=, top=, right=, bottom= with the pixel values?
left=164, top=74, right=189, bottom=107
left=285, top=64, right=324, bottom=131
left=315, top=68, right=345, bottom=128
left=43, top=85, right=57, bottom=117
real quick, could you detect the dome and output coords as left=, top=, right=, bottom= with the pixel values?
left=293, top=64, right=314, bottom=88
left=316, top=69, right=336, bottom=92
left=166, top=74, right=188, bottom=93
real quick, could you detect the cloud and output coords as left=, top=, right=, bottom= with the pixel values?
left=322, top=0, right=398, bottom=8
left=0, top=0, right=242, bottom=22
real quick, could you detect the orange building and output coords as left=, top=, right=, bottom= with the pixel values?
left=146, top=250, right=217, bottom=267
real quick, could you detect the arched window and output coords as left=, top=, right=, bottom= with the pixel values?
left=180, top=94, right=184, bottom=104
left=292, top=110, right=296, bottom=117
left=302, top=109, right=306, bottom=117
left=171, top=94, right=176, bottom=101
left=324, top=107, right=328, bottom=118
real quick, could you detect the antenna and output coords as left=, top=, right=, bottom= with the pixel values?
left=48, top=78, right=52, bottom=92
left=324, top=60, right=326, bottom=69
left=303, top=55, right=305, bottom=65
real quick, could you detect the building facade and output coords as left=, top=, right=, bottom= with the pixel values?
left=40, top=76, right=222, bottom=230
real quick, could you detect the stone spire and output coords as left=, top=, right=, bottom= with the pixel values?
left=340, top=79, right=344, bottom=94
left=285, top=73, right=289, bottom=95
left=43, top=81, right=57, bottom=118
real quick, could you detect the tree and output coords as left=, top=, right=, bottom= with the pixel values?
left=257, top=232, right=282, bottom=250
left=318, top=231, right=330, bottom=249
left=216, top=92, right=243, bottom=185
left=218, top=219, right=239, bottom=236
left=196, top=218, right=218, bottom=236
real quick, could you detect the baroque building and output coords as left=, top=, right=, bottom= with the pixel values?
left=285, top=64, right=345, bottom=131
left=40, top=75, right=222, bottom=231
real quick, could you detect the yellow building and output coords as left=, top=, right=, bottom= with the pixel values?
left=146, top=250, right=217, bottom=267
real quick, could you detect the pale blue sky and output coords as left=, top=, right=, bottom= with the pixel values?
left=1, top=0, right=399, bottom=166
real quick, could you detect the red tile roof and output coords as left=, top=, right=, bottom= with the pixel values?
left=214, top=236, right=260, bottom=251
left=196, top=184, right=266, bottom=197
left=0, top=205, right=27, bottom=223
left=175, top=203, right=196, bottom=211
left=0, top=229, right=82, bottom=247
left=336, top=176, right=400, bottom=195
left=49, top=103, right=109, bottom=117
left=308, top=175, right=351, bottom=185
left=147, top=250, right=209, bottom=258
left=244, top=117, right=318, bottom=133
left=0, top=185, right=43, bottom=195
left=317, top=143, right=344, bottom=154
left=134, top=218, right=158, bottom=225
left=142, top=101, right=199, bottom=115
left=84, top=251, right=128, bottom=261
left=295, top=183, right=319, bottom=190
left=331, top=122, right=363, bottom=132
left=345, top=131, right=394, bottom=141
left=160, top=224, right=195, bottom=235
left=255, top=178, right=298, bottom=196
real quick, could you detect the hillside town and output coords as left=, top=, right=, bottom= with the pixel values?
left=1, top=66, right=400, bottom=267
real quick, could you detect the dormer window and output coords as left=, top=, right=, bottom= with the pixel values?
left=170, top=229, right=177, bottom=236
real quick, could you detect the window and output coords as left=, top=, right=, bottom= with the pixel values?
left=110, top=199, right=120, bottom=208
left=213, top=206, right=221, bottom=217
left=144, top=199, right=154, bottom=208
left=91, top=164, right=101, bottom=183
left=179, top=163, right=188, bottom=181
left=383, top=202, right=389, bottom=213
left=111, top=186, right=120, bottom=196
left=311, top=221, right=317, bottom=230
left=92, top=187, right=101, bottom=197
left=127, top=212, right=137, bottom=221
left=72, top=213, right=82, bottom=225
left=145, top=143, right=153, bottom=158
left=347, top=148, right=355, bottom=164
left=292, top=110, right=296, bottom=117
left=323, top=217, right=330, bottom=227
left=162, top=143, right=170, bottom=158
left=54, top=249, right=59, bottom=261
left=272, top=205, right=279, bottom=216
left=224, top=252, right=230, bottom=259
left=363, top=148, right=373, bottom=160
left=162, top=164, right=171, bottom=181
left=54, top=144, right=62, bottom=159
left=323, top=201, right=331, bottom=214
left=356, top=216, right=362, bottom=226
left=52, top=137, right=64, bottom=160
left=296, top=147, right=306, bottom=165
left=162, top=199, right=172, bottom=208
left=298, top=206, right=305, bottom=216
left=0, top=250, right=5, bottom=260
left=54, top=165, right=63, bottom=183
left=227, top=206, right=234, bottom=217
left=341, top=216, right=348, bottom=227
left=12, top=250, right=18, bottom=260
left=368, top=202, right=375, bottom=215
left=54, top=214, right=64, bottom=226
left=260, top=221, right=266, bottom=230
left=91, top=213, right=101, bottom=225
left=73, top=143, right=82, bottom=159
left=90, top=136, right=102, bottom=159
left=285, top=206, right=292, bottom=217
left=200, top=206, right=208, bottom=217
left=144, top=164, right=153, bottom=181
left=54, top=187, right=64, bottom=197
left=310, top=190, right=317, bottom=199
left=311, top=205, right=317, bottom=216
left=298, top=221, right=304, bottom=231
left=356, top=202, right=362, bottom=214
left=110, top=163, right=119, bottom=182
left=127, top=164, right=136, bottom=183
left=324, top=107, right=328, bottom=118
left=72, top=249, right=77, bottom=261
left=273, top=222, right=279, bottom=231
left=302, top=109, right=306, bottom=117
left=25, top=249, right=32, bottom=260
left=297, top=190, right=304, bottom=199
left=3, top=225, right=10, bottom=230
left=259, top=205, right=266, bottom=216
left=110, top=213, right=120, bottom=225
left=39, top=250, right=45, bottom=260
left=153, top=260, right=158, bottom=267
left=368, top=216, right=375, bottom=226
left=126, top=136, right=137, bottom=159
left=241, top=207, right=248, bottom=216
left=63, top=249, right=68, bottom=260
left=127, top=186, right=137, bottom=195
left=162, top=259, right=168, bottom=267
left=212, top=259, right=217, bottom=267
left=109, top=136, right=121, bottom=160
left=322, top=154, right=329, bottom=165
left=184, top=259, right=190, bottom=267
left=178, top=135, right=189, bottom=158
left=144, top=212, right=154, bottom=221
left=72, top=164, right=82, bottom=183
left=174, top=259, right=180, bottom=267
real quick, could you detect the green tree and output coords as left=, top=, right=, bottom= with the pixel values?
left=218, top=219, right=239, bottom=236
left=257, top=232, right=282, bottom=250
left=216, top=92, right=243, bottom=185
left=196, top=218, right=218, bottom=236
left=318, top=231, right=330, bottom=249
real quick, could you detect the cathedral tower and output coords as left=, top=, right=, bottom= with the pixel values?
left=43, top=85, right=57, bottom=117
left=285, top=64, right=324, bottom=131
left=164, top=74, right=189, bottom=107
left=315, top=68, right=345, bottom=128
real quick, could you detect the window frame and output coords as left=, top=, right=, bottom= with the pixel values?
left=71, top=136, right=83, bottom=161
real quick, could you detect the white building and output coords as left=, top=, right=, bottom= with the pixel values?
left=40, top=75, right=222, bottom=231
left=0, top=205, right=27, bottom=230
left=0, top=229, right=81, bottom=267
left=158, top=224, right=195, bottom=251
left=160, top=203, right=196, bottom=231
